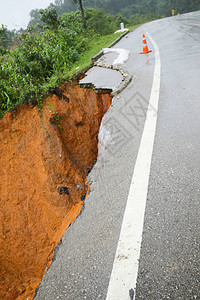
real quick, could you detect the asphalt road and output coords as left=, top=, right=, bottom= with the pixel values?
left=35, top=11, right=200, bottom=300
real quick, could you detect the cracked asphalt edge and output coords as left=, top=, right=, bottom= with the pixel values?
left=80, top=62, right=133, bottom=97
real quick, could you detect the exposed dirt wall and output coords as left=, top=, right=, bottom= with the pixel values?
left=0, top=81, right=112, bottom=300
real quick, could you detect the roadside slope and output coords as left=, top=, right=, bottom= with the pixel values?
left=0, top=81, right=112, bottom=300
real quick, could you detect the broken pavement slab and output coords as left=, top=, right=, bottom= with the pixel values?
left=79, top=47, right=132, bottom=96
left=79, top=66, right=124, bottom=91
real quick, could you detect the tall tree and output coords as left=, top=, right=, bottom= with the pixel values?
left=0, top=25, right=12, bottom=48
left=73, top=0, right=87, bottom=28
left=39, top=7, right=59, bottom=29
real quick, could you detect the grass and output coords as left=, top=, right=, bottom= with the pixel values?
left=66, top=31, right=122, bottom=78
left=66, top=23, right=143, bottom=79
left=127, top=23, right=143, bottom=31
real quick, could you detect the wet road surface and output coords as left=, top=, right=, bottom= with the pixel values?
left=35, top=11, right=200, bottom=300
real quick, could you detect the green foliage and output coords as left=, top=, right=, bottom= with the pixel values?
left=53, top=111, right=62, bottom=131
left=72, top=0, right=87, bottom=28
left=39, top=7, right=59, bottom=29
left=0, top=10, right=85, bottom=116
left=0, top=8, right=125, bottom=118
left=0, top=25, right=12, bottom=49
left=43, top=0, right=200, bottom=18
left=84, top=9, right=129, bottom=35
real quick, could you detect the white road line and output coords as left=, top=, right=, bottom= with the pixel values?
left=106, top=32, right=161, bottom=300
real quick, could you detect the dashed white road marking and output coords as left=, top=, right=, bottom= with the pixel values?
left=106, top=32, right=161, bottom=300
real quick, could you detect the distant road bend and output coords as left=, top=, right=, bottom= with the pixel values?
left=36, top=11, right=200, bottom=300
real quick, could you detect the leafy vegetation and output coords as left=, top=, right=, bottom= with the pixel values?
left=36, top=0, right=200, bottom=20
left=0, top=8, right=130, bottom=118
left=72, top=0, right=87, bottom=29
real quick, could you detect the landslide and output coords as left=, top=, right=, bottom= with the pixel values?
left=0, top=80, right=112, bottom=300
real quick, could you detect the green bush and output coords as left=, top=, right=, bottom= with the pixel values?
left=0, top=9, right=92, bottom=115
left=0, top=8, right=128, bottom=117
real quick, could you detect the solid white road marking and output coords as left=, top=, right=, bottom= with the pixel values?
left=106, top=32, right=161, bottom=300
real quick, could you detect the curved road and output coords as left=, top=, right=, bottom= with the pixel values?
left=36, top=11, right=200, bottom=300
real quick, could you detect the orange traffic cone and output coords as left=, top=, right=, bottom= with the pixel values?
left=140, top=34, right=152, bottom=54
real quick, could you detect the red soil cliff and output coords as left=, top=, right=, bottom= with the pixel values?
left=0, top=81, right=112, bottom=300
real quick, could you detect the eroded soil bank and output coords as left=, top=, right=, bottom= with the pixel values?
left=0, top=81, right=112, bottom=300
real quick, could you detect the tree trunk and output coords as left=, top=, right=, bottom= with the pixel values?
left=79, top=0, right=87, bottom=29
